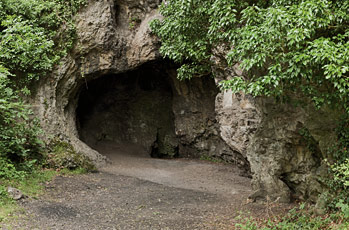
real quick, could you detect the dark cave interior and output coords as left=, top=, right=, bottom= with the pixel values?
left=76, top=61, right=179, bottom=158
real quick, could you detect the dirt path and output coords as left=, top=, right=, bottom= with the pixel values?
left=1, top=143, right=291, bottom=230
left=100, top=142, right=251, bottom=198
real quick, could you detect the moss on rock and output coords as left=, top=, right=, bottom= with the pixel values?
left=45, top=140, right=96, bottom=171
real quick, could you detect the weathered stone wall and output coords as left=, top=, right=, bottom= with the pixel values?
left=247, top=100, right=339, bottom=202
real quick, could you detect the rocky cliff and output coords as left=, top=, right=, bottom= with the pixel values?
left=31, top=0, right=337, bottom=203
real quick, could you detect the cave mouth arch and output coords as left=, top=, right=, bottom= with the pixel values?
left=76, top=61, right=179, bottom=158
left=75, top=60, right=249, bottom=171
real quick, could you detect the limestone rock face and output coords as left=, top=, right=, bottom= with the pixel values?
left=7, top=187, right=25, bottom=200
left=210, top=45, right=337, bottom=202
left=215, top=91, right=260, bottom=159
left=31, top=0, right=242, bottom=169
left=246, top=100, right=323, bottom=202
left=170, top=73, right=248, bottom=166
left=31, top=0, right=336, bottom=202
left=31, top=0, right=163, bottom=167
left=214, top=72, right=337, bottom=202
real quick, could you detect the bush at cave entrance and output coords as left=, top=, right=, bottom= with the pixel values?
left=0, top=0, right=87, bottom=179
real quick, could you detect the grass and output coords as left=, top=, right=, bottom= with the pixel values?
left=234, top=204, right=349, bottom=230
left=0, top=203, right=18, bottom=223
left=200, top=154, right=226, bottom=163
left=0, top=169, right=57, bottom=222
left=0, top=167, right=88, bottom=223
left=59, top=167, right=91, bottom=175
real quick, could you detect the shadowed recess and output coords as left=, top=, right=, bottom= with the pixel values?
left=76, top=61, right=178, bottom=158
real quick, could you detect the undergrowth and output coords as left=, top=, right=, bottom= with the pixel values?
left=0, top=166, right=89, bottom=223
left=235, top=203, right=349, bottom=230
left=0, top=0, right=90, bottom=223
left=324, top=116, right=349, bottom=210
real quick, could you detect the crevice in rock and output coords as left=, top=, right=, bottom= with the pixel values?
left=150, top=128, right=179, bottom=158
left=279, top=173, right=296, bottom=200
left=113, top=3, right=120, bottom=24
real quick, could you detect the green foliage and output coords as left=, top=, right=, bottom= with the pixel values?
left=0, top=0, right=90, bottom=221
left=151, top=0, right=349, bottom=112
left=0, top=158, right=26, bottom=180
left=0, top=0, right=86, bottom=185
left=336, top=200, right=349, bottom=219
left=13, top=168, right=57, bottom=198
left=200, top=154, right=225, bottom=163
left=325, top=158, right=349, bottom=209
left=0, top=67, right=43, bottom=176
left=129, top=16, right=141, bottom=30
left=322, top=116, right=349, bottom=209
left=152, top=1, right=349, bottom=218
left=0, top=185, right=14, bottom=222
left=331, top=159, right=349, bottom=188
left=0, top=0, right=86, bottom=86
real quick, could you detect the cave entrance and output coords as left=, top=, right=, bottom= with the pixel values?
left=76, top=61, right=178, bottom=159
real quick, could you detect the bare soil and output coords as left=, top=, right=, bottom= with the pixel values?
left=1, top=142, right=293, bottom=230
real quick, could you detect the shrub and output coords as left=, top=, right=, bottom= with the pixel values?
left=0, top=67, right=43, bottom=178
left=0, top=0, right=87, bottom=179
left=0, top=0, right=87, bottom=86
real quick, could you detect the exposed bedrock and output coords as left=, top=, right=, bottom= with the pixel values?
left=213, top=50, right=339, bottom=202
left=30, top=0, right=337, bottom=202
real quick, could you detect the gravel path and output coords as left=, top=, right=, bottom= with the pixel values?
left=1, top=142, right=289, bottom=230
